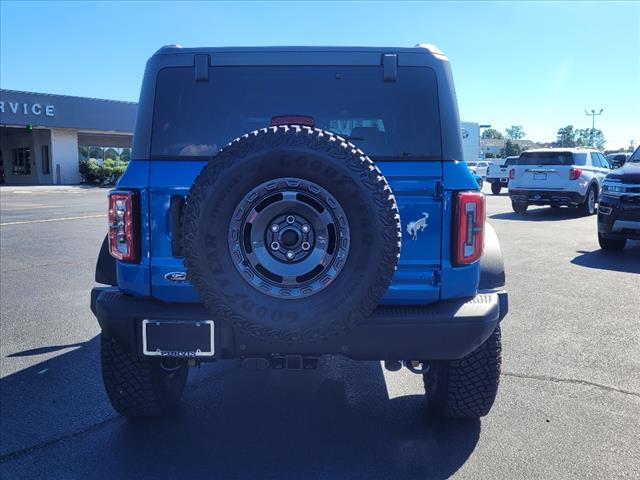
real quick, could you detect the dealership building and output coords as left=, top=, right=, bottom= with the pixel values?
left=0, top=89, right=136, bottom=185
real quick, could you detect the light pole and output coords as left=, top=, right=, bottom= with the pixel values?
left=585, top=109, right=603, bottom=147
left=585, top=109, right=603, bottom=130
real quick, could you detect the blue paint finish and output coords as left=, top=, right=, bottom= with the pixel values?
left=114, top=157, right=481, bottom=304
left=443, top=160, right=480, bottom=191
left=378, top=161, right=443, bottom=304
left=149, top=161, right=206, bottom=302
left=145, top=159, right=449, bottom=305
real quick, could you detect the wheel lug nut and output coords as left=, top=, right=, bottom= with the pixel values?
left=271, top=224, right=279, bottom=232
left=286, top=251, right=295, bottom=260
left=301, top=242, right=311, bottom=251
left=301, top=224, right=310, bottom=233
left=286, top=215, right=295, bottom=224
left=271, top=241, right=280, bottom=251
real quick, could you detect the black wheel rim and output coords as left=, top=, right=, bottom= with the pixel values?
left=228, top=177, right=350, bottom=298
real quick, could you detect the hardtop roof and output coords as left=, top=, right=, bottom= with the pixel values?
left=153, top=44, right=447, bottom=59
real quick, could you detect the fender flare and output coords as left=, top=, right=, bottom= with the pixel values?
left=479, top=223, right=505, bottom=290
left=95, top=235, right=117, bottom=286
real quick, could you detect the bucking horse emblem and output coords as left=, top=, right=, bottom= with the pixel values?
left=406, top=212, right=429, bottom=240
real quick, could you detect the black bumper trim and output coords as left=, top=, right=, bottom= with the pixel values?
left=509, top=189, right=584, bottom=205
left=91, top=287, right=507, bottom=361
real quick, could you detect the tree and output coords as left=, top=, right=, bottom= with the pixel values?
left=505, top=125, right=525, bottom=140
left=502, top=139, right=522, bottom=157
left=104, top=148, right=119, bottom=161
left=88, top=146, right=103, bottom=161
left=120, top=148, right=131, bottom=162
left=481, top=128, right=504, bottom=140
left=555, top=125, right=577, bottom=147
left=576, top=128, right=606, bottom=151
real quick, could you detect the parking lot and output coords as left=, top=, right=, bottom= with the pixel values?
left=1, top=185, right=639, bottom=479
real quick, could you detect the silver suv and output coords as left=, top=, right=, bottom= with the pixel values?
left=508, top=148, right=611, bottom=214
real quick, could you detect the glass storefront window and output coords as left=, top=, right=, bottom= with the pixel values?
left=78, top=146, right=131, bottom=164
left=12, top=147, right=31, bottom=175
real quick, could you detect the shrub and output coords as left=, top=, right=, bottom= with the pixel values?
left=78, top=159, right=128, bottom=185
left=101, top=159, right=116, bottom=183
left=79, top=159, right=102, bottom=184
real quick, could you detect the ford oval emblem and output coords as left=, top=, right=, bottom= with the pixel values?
left=164, top=271, right=188, bottom=283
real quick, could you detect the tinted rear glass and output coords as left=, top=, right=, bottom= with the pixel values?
left=151, top=66, right=441, bottom=159
left=504, top=157, right=519, bottom=165
left=518, top=152, right=574, bottom=166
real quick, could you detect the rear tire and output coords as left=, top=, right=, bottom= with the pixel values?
left=423, top=326, right=502, bottom=418
left=101, top=335, right=188, bottom=417
left=512, top=201, right=528, bottom=214
left=491, top=183, right=502, bottom=195
left=579, top=185, right=597, bottom=216
left=598, top=233, right=626, bottom=251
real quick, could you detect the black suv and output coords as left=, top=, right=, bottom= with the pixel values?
left=598, top=146, right=640, bottom=250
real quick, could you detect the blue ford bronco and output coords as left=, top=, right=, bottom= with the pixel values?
left=91, top=44, right=508, bottom=419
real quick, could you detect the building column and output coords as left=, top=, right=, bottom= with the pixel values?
left=50, top=128, right=80, bottom=184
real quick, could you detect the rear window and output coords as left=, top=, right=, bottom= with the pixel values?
left=151, top=66, right=442, bottom=160
left=518, top=151, right=576, bottom=166
left=504, top=157, right=519, bottom=166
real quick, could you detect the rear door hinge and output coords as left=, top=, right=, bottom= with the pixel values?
left=432, top=269, right=441, bottom=286
left=433, top=180, right=444, bottom=200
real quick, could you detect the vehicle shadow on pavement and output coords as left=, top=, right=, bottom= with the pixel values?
left=571, top=243, right=640, bottom=274
left=490, top=207, right=587, bottom=222
left=1, top=341, right=481, bottom=479
left=0, top=337, right=115, bottom=459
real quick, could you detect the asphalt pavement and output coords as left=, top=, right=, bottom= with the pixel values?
left=0, top=185, right=638, bottom=479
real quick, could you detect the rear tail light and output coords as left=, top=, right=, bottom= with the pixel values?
left=509, top=168, right=516, bottom=179
left=108, top=190, right=139, bottom=262
left=569, top=168, right=582, bottom=180
left=454, top=191, right=485, bottom=265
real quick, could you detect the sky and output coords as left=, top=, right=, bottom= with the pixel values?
left=1, top=0, right=639, bottom=149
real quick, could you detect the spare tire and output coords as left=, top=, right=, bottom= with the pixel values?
left=183, top=125, right=401, bottom=343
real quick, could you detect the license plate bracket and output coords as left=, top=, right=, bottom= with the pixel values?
left=142, top=320, right=215, bottom=357
left=534, top=173, right=547, bottom=180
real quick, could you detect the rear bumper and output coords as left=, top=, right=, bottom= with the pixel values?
left=509, top=189, right=584, bottom=205
left=486, top=177, right=509, bottom=184
left=91, top=287, right=508, bottom=361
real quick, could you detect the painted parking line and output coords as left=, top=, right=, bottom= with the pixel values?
left=0, top=214, right=106, bottom=226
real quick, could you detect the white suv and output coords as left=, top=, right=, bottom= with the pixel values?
left=508, top=148, right=611, bottom=214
